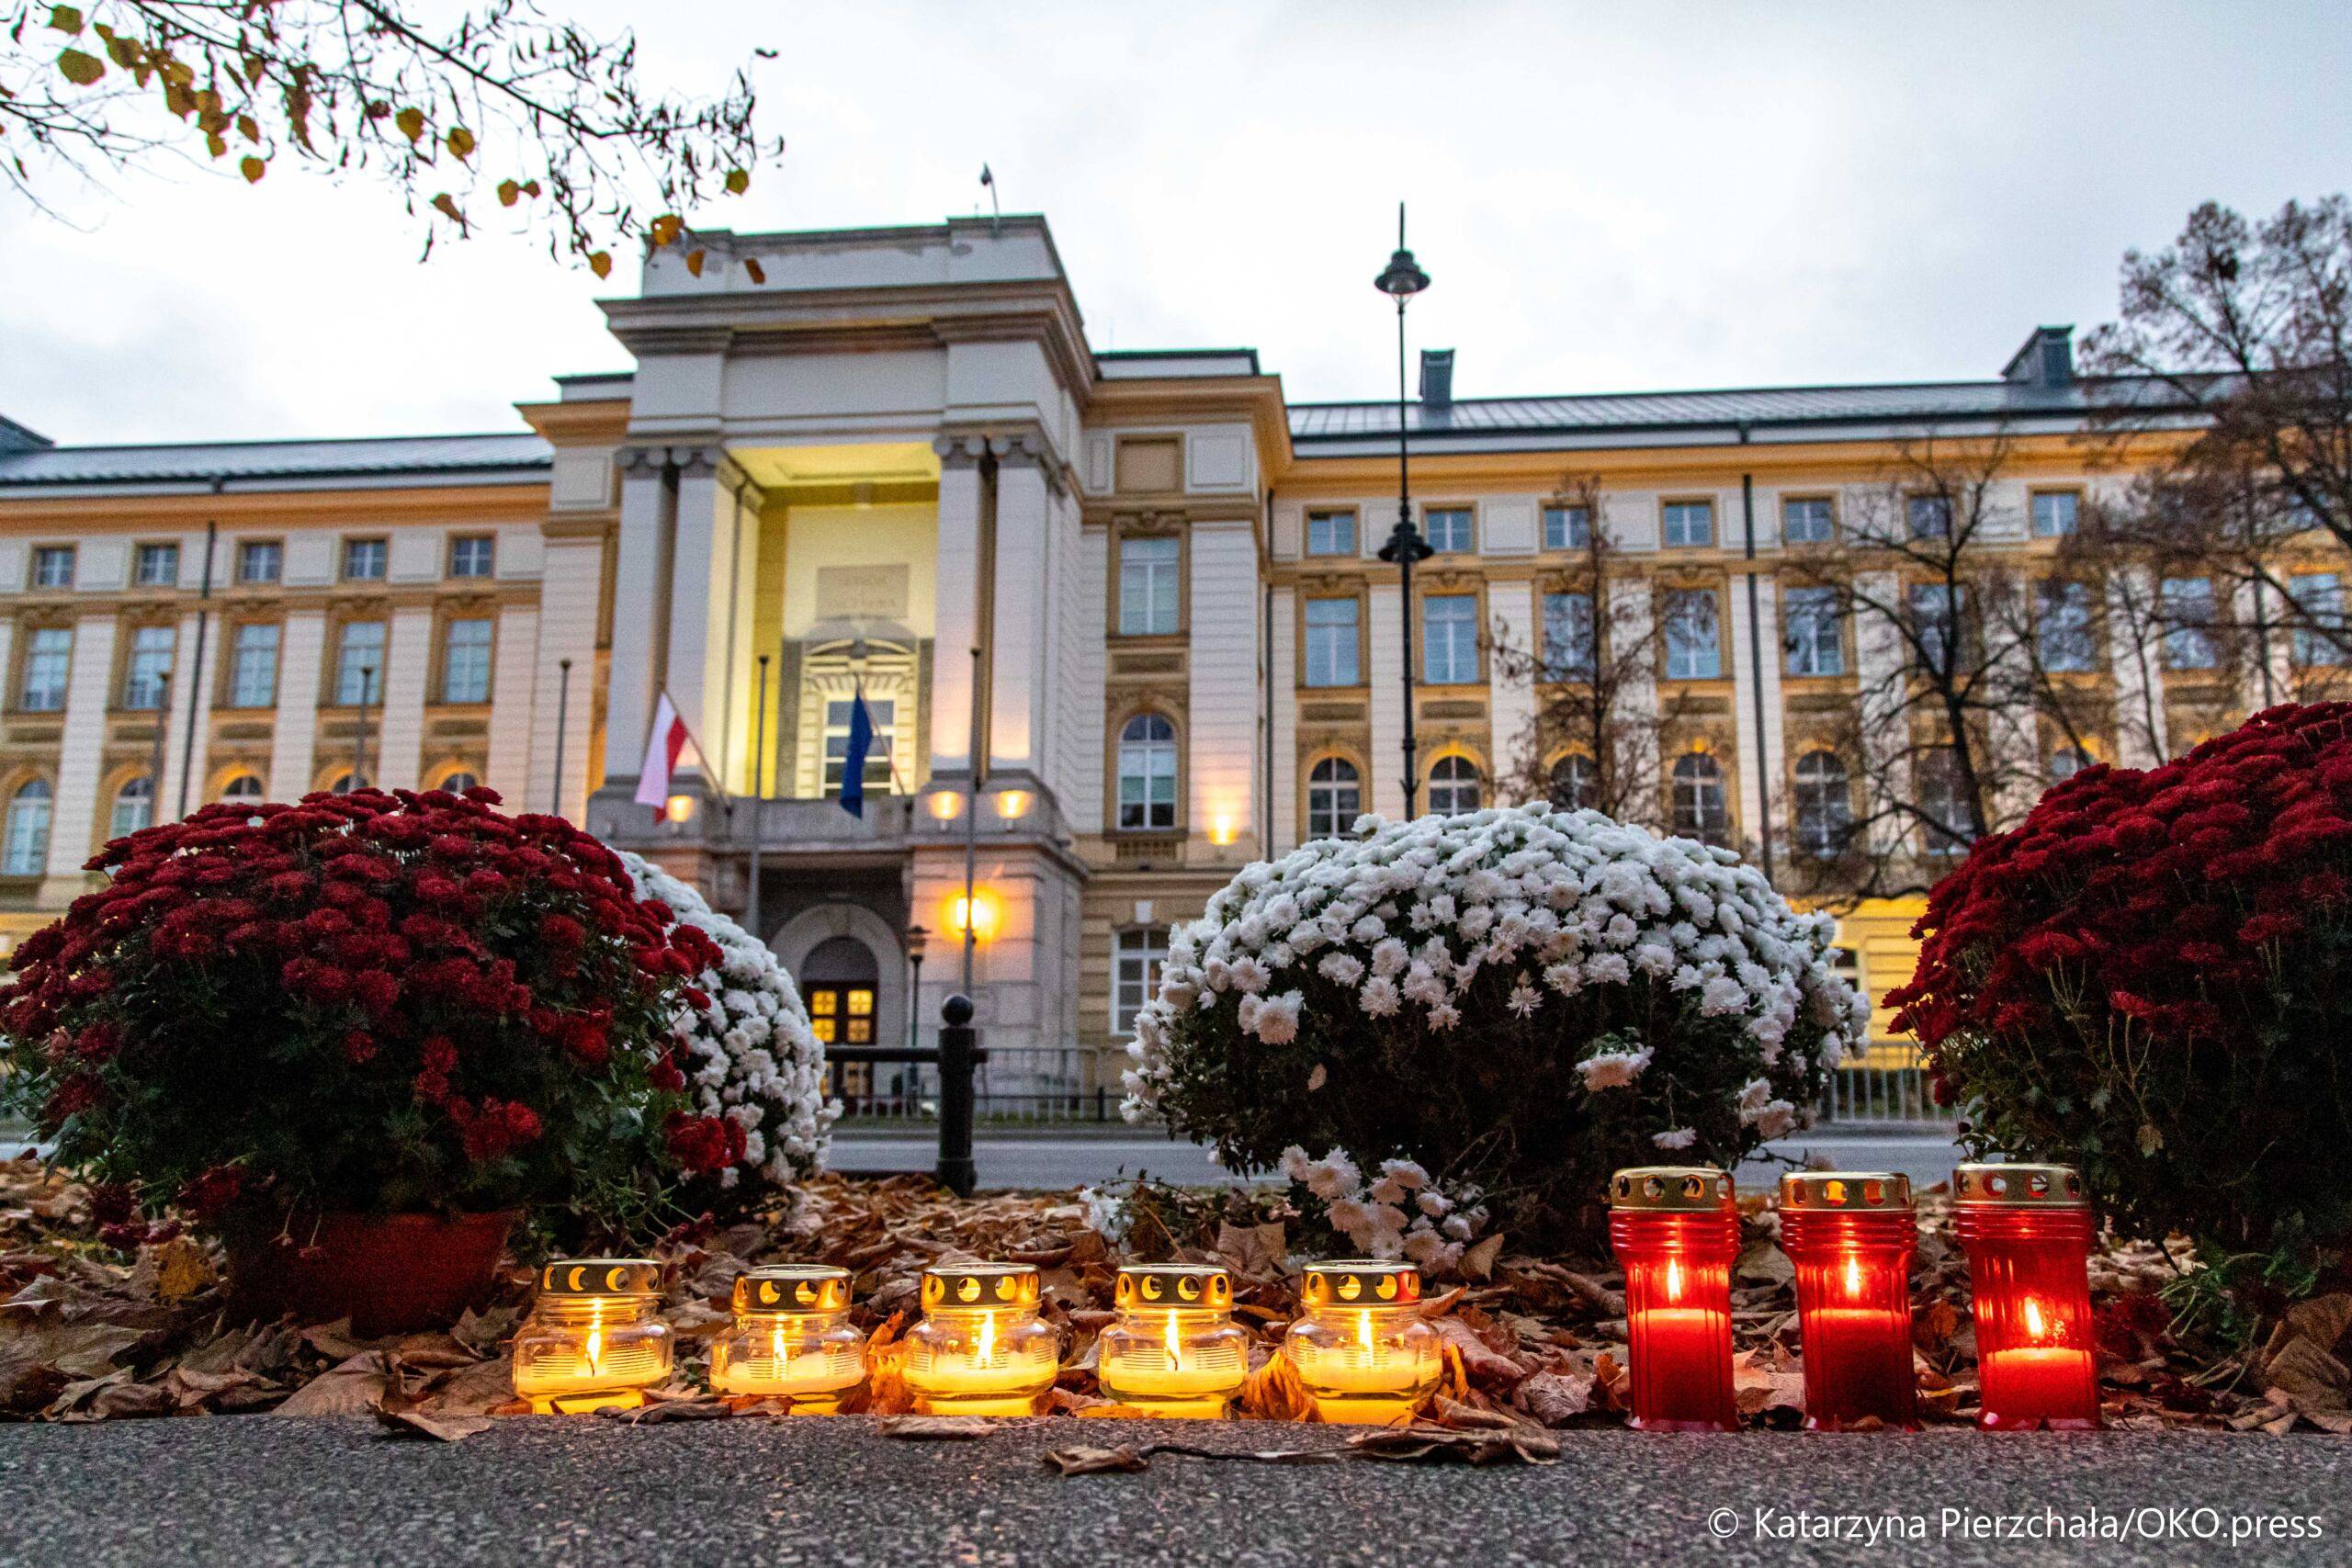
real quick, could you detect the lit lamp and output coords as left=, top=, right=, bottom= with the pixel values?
left=1098, top=1264, right=1251, bottom=1417
left=707, top=1264, right=866, bottom=1411
left=900, top=1263, right=1060, bottom=1416
left=1952, top=1163, right=2099, bottom=1430
left=663, top=794, right=696, bottom=825
left=1283, top=1260, right=1442, bottom=1424
left=1780, top=1171, right=1919, bottom=1430
left=1610, top=1166, right=1740, bottom=1432
left=512, top=1258, right=674, bottom=1414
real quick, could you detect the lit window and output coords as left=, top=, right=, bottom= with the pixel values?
left=18, top=627, right=71, bottom=712
left=4, top=779, right=51, bottom=874
left=1783, top=586, right=1843, bottom=676
left=30, top=547, right=74, bottom=589
left=335, top=621, right=386, bottom=705
left=1114, top=927, right=1170, bottom=1036
left=135, top=543, right=181, bottom=587
left=448, top=536, right=495, bottom=579
left=823, top=697, right=895, bottom=795
left=109, top=775, right=153, bottom=840
left=1792, top=751, right=1850, bottom=859
left=1427, top=755, right=1481, bottom=818
left=1549, top=753, right=1594, bottom=811
left=1781, top=497, right=1835, bottom=544
left=2030, top=491, right=2079, bottom=538
left=1662, top=501, right=1713, bottom=548
left=1306, top=512, right=1357, bottom=557
left=1543, top=504, right=1590, bottom=551
left=342, top=538, right=389, bottom=581
left=440, top=618, right=493, bottom=704
left=1116, top=714, right=1178, bottom=830
left=1306, top=757, right=1361, bottom=839
left=1422, top=507, right=1473, bottom=554
left=1118, top=536, right=1181, bottom=636
left=1421, top=594, right=1478, bottom=684
left=1663, top=589, right=1721, bottom=680
left=122, top=626, right=175, bottom=710
left=229, top=623, right=279, bottom=708
left=1671, top=752, right=1729, bottom=845
left=1542, top=592, right=1594, bottom=681
left=237, top=540, right=283, bottom=584
left=1304, top=598, right=1360, bottom=687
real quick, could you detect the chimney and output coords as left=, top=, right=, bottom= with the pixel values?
left=2001, top=325, right=2074, bottom=390
left=1419, top=348, right=1454, bottom=409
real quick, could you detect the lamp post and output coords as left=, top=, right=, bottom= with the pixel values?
left=905, top=925, right=928, bottom=1053
left=1374, top=203, right=1434, bottom=818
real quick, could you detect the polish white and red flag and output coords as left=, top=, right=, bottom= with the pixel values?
left=634, top=693, right=692, bottom=811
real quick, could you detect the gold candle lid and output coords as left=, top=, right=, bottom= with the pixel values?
left=1610, top=1166, right=1735, bottom=1211
left=733, top=1264, right=851, bottom=1314
left=1952, top=1163, right=2086, bottom=1207
left=1780, top=1170, right=1915, bottom=1212
left=1299, top=1260, right=1421, bottom=1308
left=538, top=1258, right=662, bottom=1296
left=1114, top=1263, right=1233, bottom=1311
left=921, top=1261, right=1041, bottom=1309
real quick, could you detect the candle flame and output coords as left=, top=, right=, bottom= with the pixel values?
left=977, top=1309, right=997, bottom=1368
left=1165, top=1310, right=1183, bottom=1369
left=1843, top=1257, right=1863, bottom=1299
left=2022, top=1297, right=2048, bottom=1340
left=583, top=1323, right=603, bottom=1374
left=1664, top=1258, right=1684, bottom=1303
left=1356, top=1309, right=1374, bottom=1356
left=771, top=1323, right=787, bottom=1366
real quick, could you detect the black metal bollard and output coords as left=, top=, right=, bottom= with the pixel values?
left=935, top=994, right=980, bottom=1198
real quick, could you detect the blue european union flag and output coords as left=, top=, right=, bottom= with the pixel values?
left=840, top=687, right=876, bottom=818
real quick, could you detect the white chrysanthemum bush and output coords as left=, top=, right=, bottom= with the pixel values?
left=1124, top=805, right=1869, bottom=1250
left=618, top=852, right=837, bottom=1207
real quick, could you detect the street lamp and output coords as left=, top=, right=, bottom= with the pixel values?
left=904, top=924, right=928, bottom=1053
left=1374, top=203, right=1434, bottom=818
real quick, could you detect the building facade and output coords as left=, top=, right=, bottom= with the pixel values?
left=0, top=216, right=2267, bottom=1099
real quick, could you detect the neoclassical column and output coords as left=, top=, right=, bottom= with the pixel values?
left=605, top=447, right=673, bottom=783
left=40, top=610, right=118, bottom=901
left=930, top=434, right=989, bottom=779
left=665, top=446, right=758, bottom=793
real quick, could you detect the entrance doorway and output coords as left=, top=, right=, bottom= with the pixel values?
left=802, top=934, right=888, bottom=1113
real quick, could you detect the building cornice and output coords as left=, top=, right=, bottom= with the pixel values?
left=0, top=481, right=550, bottom=529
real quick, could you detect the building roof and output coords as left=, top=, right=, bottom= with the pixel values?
left=0, top=432, right=551, bottom=493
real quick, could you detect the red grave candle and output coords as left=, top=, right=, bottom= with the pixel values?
left=1779, top=1171, right=1918, bottom=1430
left=1951, top=1162, right=2100, bottom=1431
left=1609, top=1165, right=1740, bottom=1432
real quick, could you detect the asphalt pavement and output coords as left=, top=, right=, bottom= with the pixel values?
left=0, top=1414, right=2338, bottom=1567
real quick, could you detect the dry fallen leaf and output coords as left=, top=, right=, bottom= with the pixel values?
left=878, top=1415, right=995, bottom=1440
left=375, top=1404, right=492, bottom=1442
left=1350, top=1423, right=1560, bottom=1466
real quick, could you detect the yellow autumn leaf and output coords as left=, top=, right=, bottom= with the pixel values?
left=236, top=114, right=259, bottom=144
left=430, top=192, right=465, bottom=225
left=56, top=46, right=104, bottom=85
left=48, top=6, right=84, bottom=35
left=647, top=213, right=682, bottom=248
left=724, top=168, right=750, bottom=196
left=742, top=256, right=767, bottom=285
left=588, top=251, right=613, bottom=279
left=394, top=106, right=425, bottom=143
left=446, top=126, right=474, bottom=161
left=685, top=249, right=706, bottom=276
left=240, top=155, right=265, bottom=184
left=496, top=179, right=520, bottom=208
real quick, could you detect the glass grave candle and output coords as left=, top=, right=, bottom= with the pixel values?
left=707, top=1264, right=866, bottom=1410
left=1097, top=1263, right=1251, bottom=1417
left=1609, top=1166, right=1740, bottom=1432
left=1780, top=1171, right=1919, bottom=1430
left=512, top=1258, right=674, bottom=1414
left=1952, top=1163, right=2100, bottom=1430
left=1283, top=1260, right=1442, bottom=1424
left=900, top=1262, right=1060, bottom=1416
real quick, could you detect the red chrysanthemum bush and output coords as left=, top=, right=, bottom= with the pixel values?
left=0, top=786, right=744, bottom=1247
left=1890, top=704, right=2352, bottom=1283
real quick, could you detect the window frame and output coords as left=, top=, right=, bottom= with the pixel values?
left=333, top=619, right=388, bottom=706
left=1114, top=712, right=1180, bottom=832
left=119, top=623, right=176, bottom=711
left=1426, top=753, right=1482, bottom=818
left=29, top=545, right=75, bottom=591
left=235, top=539, right=284, bottom=585
left=447, top=535, right=496, bottom=580
left=1304, top=510, right=1358, bottom=558
left=2159, top=576, right=2220, bottom=671
left=4, top=777, right=52, bottom=875
left=1302, top=595, right=1363, bottom=689
left=2030, top=489, right=2081, bottom=539
left=340, top=536, right=390, bottom=582
left=1661, top=586, right=1723, bottom=681
left=1540, top=590, right=1595, bottom=682
left=1670, top=751, right=1731, bottom=846
left=1660, top=498, right=1715, bottom=549
left=226, top=620, right=281, bottom=709
left=1115, top=532, right=1183, bottom=638
left=1792, top=750, right=1852, bottom=859
left=1542, top=502, right=1591, bottom=552
left=1420, top=505, right=1475, bottom=556
left=1782, top=584, right=1845, bottom=677
left=437, top=615, right=496, bottom=705
left=1112, top=926, right=1170, bottom=1036
left=1306, top=755, right=1363, bottom=839
left=17, top=625, right=73, bottom=713
left=133, top=541, right=182, bottom=588
left=1420, top=592, right=1481, bottom=686
left=1780, top=495, right=1837, bottom=545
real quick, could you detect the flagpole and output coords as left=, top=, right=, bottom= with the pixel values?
left=962, top=644, right=982, bottom=998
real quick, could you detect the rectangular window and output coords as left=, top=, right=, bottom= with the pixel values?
left=1422, top=507, right=1474, bottom=554
left=1662, top=500, right=1714, bottom=548
left=334, top=621, right=386, bottom=705
left=2292, top=574, right=2347, bottom=667
left=2031, top=491, right=2080, bottom=538
left=30, top=547, right=74, bottom=589
left=1781, top=497, right=1835, bottom=544
left=448, top=536, right=496, bottom=579
left=1118, top=536, right=1181, bottom=636
left=2037, top=581, right=2098, bottom=672
left=121, top=625, right=175, bottom=709
left=1907, top=494, right=1953, bottom=539
left=135, top=543, right=181, bottom=587
left=2160, top=577, right=2218, bottom=671
left=1908, top=583, right=1964, bottom=671
left=237, top=540, right=283, bottom=584
left=1782, top=585, right=1844, bottom=676
left=823, top=697, right=896, bottom=795
left=1543, top=504, right=1590, bottom=551
left=19, top=626, right=71, bottom=712
left=228, top=622, right=279, bottom=708
left=440, top=617, right=493, bottom=704
left=1663, top=589, right=1721, bottom=679
left=1113, top=927, right=1170, bottom=1036
left=1305, top=511, right=1357, bottom=557
left=342, top=537, right=389, bottom=581
left=1541, top=592, right=1594, bottom=681
left=1303, top=597, right=1360, bottom=687
left=1421, top=594, right=1479, bottom=684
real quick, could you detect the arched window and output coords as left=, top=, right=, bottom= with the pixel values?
left=1548, top=753, right=1595, bottom=811
left=1792, top=750, right=1851, bottom=859
left=1116, top=714, right=1178, bottom=830
left=1306, top=757, right=1361, bottom=839
left=326, top=771, right=370, bottom=796
left=220, top=773, right=265, bottom=802
left=1427, top=755, right=1481, bottom=818
left=1671, top=752, right=1729, bottom=845
left=108, top=774, right=154, bottom=840
left=2046, top=747, right=2092, bottom=784
left=436, top=772, right=481, bottom=796
left=5, top=779, right=52, bottom=875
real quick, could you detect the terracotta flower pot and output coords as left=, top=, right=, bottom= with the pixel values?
left=226, top=1210, right=520, bottom=1337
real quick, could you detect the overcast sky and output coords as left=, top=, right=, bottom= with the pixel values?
left=4, top=1, right=2347, bottom=446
